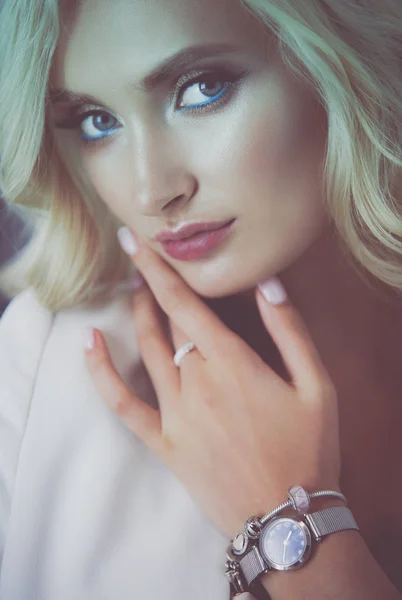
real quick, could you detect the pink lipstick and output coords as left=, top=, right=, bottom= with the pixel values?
left=158, top=218, right=236, bottom=261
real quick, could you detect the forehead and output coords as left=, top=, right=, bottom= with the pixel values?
left=52, top=0, right=273, bottom=93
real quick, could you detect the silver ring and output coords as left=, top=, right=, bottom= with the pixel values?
left=173, top=341, right=196, bottom=367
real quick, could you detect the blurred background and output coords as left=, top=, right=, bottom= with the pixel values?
left=0, top=196, right=33, bottom=317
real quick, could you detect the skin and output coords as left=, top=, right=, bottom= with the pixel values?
left=50, top=0, right=402, bottom=588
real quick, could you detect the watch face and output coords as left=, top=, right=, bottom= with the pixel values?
left=259, top=516, right=312, bottom=571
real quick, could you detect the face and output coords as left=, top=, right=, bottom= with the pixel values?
left=51, top=0, right=329, bottom=299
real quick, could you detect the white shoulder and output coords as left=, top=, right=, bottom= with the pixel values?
left=0, top=289, right=54, bottom=566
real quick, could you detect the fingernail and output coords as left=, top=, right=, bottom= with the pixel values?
left=117, top=226, right=138, bottom=256
left=82, top=326, right=95, bottom=350
left=258, top=276, right=287, bottom=305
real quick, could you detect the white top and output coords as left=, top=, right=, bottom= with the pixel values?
left=0, top=288, right=231, bottom=600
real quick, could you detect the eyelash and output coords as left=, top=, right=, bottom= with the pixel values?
left=56, top=66, right=247, bottom=149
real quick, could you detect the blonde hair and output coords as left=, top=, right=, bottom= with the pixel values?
left=1, top=0, right=402, bottom=312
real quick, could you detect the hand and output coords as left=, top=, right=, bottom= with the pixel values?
left=83, top=231, right=342, bottom=538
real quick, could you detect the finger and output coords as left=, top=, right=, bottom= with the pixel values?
left=168, top=318, right=205, bottom=381
left=131, top=282, right=182, bottom=409
left=117, top=226, right=232, bottom=360
left=255, top=277, right=331, bottom=395
left=83, top=327, right=162, bottom=451
left=167, top=318, right=188, bottom=351
left=168, top=318, right=190, bottom=356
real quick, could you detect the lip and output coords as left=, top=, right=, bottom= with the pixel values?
left=159, top=218, right=236, bottom=261
left=154, top=218, right=235, bottom=242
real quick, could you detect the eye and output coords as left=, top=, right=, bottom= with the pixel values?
left=53, top=109, right=122, bottom=146
left=175, top=68, right=243, bottom=113
left=79, top=111, right=120, bottom=141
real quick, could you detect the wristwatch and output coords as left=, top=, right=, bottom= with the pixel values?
left=225, top=486, right=360, bottom=593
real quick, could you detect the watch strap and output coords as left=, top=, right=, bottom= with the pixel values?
left=238, top=506, right=359, bottom=586
left=239, top=545, right=267, bottom=587
left=304, top=506, right=359, bottom=540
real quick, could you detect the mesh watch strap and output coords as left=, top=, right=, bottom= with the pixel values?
left=304, top=506, right=359, bottom=540
left=239, top=546, right=267, bottom=587
left=239, top=506, right=359, bottom=586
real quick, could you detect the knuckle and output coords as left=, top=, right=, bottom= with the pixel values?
left=159, top=430, right=177, bottom=455
left=286, top=309, right=308, bottom=338
left=202, top=392, right=220, bottom=413
left=136, top=321, right=161, bottom=345
left=211, top=330, right=244, bottom=361
left=88, top=351, right=108, bottom=375
left=163, top=282, right=185, bottom=314
left=289, top=312, right=309, bottom=343
left=113, top=385, right=132, bottom=416
left=307, top=374, right=337, bottom=405
left=317, top=375, right=337, bottom=399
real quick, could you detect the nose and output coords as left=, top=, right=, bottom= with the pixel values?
left=130, top=117, right=197, bottom=217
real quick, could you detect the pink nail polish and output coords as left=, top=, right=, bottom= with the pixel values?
left=117, top=226, right=138, bottom=256
left=82, top=326, right=95, bottom=350
left=258, top=276, right=287, bottom=305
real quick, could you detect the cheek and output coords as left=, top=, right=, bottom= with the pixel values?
left=53, top=136, right=129, bottom=219
left=233, top=85, right=328, bottom=246
left=238, top=91, right=327, bottom=200
left=84, top=152, right=132, bottom=220
left=221, top=86, right=329, bottom=278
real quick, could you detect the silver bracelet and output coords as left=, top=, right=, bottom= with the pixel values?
left=225, top=486, right=347, bottom=594
left=260, top=488, right=346, bottom=525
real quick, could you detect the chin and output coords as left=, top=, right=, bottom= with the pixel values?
left=184, top=274, right=259, bottom=301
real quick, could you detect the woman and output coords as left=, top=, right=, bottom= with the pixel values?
left=0, top=0, right=401, bottom=598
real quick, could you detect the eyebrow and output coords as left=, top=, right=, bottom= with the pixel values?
left=48, top=42, right=242, bottom=105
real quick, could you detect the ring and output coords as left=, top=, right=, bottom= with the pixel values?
left=173, top=341, right=197, bottom=367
